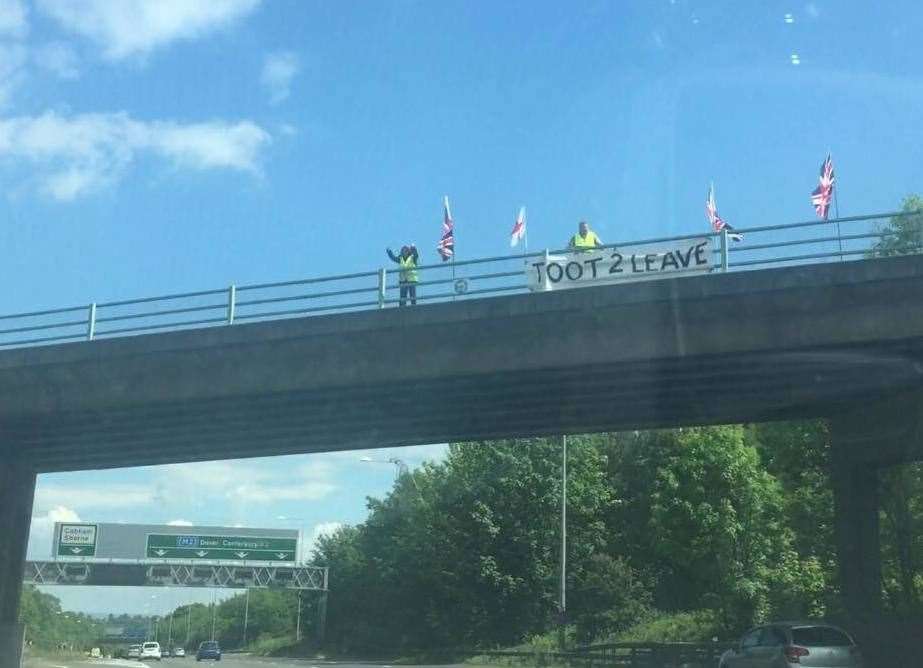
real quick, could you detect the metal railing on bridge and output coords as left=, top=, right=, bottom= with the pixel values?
left=1, top=210, right=919, bottom=350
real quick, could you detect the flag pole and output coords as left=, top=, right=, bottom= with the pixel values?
left=519, top=206, right=528, bottom=255
left=830, top=151, right=844, bottom=262
left=452, top=203, right=456, bottom=302
left=834, top=188, right=843, bottom=262
left=709, top=181, right=720, bottom=271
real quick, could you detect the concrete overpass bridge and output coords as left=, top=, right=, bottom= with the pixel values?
left=2, top=213, right=923, bottom=665
left=6, top=250, right=923, bottom=473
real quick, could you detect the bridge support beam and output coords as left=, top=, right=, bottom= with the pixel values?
left=830, top=389, right=923, bottom=664
left=0, top=454, right=36, bottom=668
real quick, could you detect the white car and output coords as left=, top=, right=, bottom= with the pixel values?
left=128, top=645, right=142, bottom=659
left=720, top=623, right=862, bottom=668
left=140, top=642, right=162, bottom=661
left=174, top=648, right=186, bottom=658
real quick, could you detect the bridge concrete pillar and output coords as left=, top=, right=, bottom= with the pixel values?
left=829, top=453, right=881, bottom=621
left=829, top=389, right=923, bottom=665
left=0, top=454, right=37, bottom=668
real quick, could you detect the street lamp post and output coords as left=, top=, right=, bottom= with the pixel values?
left=275, top=517, right=321, bottom=648
left=210, top=590, right=217, bottom=642
left=295, top=591, right=302, bottom=644
left=145, top=594, right=159, bottom=641
left=559, top=434, right=567, bottom=650
left=242, top=588, right=250, bottom=648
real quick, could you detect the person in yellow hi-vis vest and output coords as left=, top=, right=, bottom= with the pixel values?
left=386, top=244, right=419, bottom=306
left=568, top=220, right=603, bottom=251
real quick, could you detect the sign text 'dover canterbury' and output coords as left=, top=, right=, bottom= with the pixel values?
left=527, top=238, right=711, bottom=291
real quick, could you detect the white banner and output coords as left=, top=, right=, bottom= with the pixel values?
left=526, top=238, right=712, bottom=291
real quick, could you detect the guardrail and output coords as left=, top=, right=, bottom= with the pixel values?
left=0, top=210, right=919, bottom=350
left=468, top=641, right=737, bottom=668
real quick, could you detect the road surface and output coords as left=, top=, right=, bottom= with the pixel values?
left=23, top=654, right=470, bottom=668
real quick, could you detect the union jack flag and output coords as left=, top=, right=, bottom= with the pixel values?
left=811, top=153, right=835, bottom=220
left=437, top=195, right=454, bottom=261
left=510, top=206, right=526, bottom=248
left=706, top=183, right=742, bottom=241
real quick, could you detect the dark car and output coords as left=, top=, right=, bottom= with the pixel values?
left=196, top=641, right=221, bottom=662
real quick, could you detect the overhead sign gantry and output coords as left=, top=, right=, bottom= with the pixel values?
left=32, top=521, right=326, bottom=590
left=52, top=522, right=300, bottom=564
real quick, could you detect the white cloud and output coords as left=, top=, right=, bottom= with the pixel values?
left=231, top=480, right=336, bottom=503
left=0, top=3, right=29, bottom=109
left=0, top=42, right=26, bottom=109
left=28, top=505, right=80, bottom=559
left=152, top=120, right=269, bottom=171
left=0, top=111, right=271, bottom=199
left=312, top=521, right=343, bottom=541
left=805, top=2, right=820, bottom=18
left=48, top=506, right=81, bottom=522
left=34, top=42, right=80, bottom=79
left=0, top=0, right=27, bottom=38
left=166, top=519, right=193, bottom=526
left=302, top=521, right=343, bottom=560
left=324, top=443, right=449, bottom=467
left=155, top=458, right=338, bottom=508
left=35, top=484, right=156, bottom=511
left=36, top=0, right=261, bottom=60
left=260, top=51, right=300, bottom=105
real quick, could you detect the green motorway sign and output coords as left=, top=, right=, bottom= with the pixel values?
left=57, top=523, right=98, bottom=557
left=146, top=534, right=297, bottom=562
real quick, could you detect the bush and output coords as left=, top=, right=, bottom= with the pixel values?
left=571, top=554, right=653, bottom=644
left=615, top=610, right=724, bottom=643
left=248, top=635, right=299, bottom=656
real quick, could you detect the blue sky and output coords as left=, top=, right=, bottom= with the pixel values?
left=9, top=0, right=923, bottom=613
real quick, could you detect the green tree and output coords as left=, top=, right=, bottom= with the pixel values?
left=165, top=590, right=303, bottom=651
left=749, top=421, right=837, bottom=617
left=314, top=437, right=613, bottom=651
left=879, top=462, right=923, bottom=615
left=570, top=554, right=652, bottom=643
left=313, top=525, right=374, bottom=652
left=648, top=427, right=786, bottom=628
left=602, top=427, right=792, bottom=632
left=311, top=425, right=844, bottom=650
left=869, top=195, right=923, bottom=257
left=19, top=585, right=104, bottom=650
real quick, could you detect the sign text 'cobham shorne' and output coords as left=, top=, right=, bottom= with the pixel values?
left=56, top=523, right=98, bottom=557
left=526, top=238, right=712, bottom=291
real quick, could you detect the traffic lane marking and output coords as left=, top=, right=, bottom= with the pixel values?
left=211, top=659, right=465, bottom=668
left=89, top=660, right=150, bottom=668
